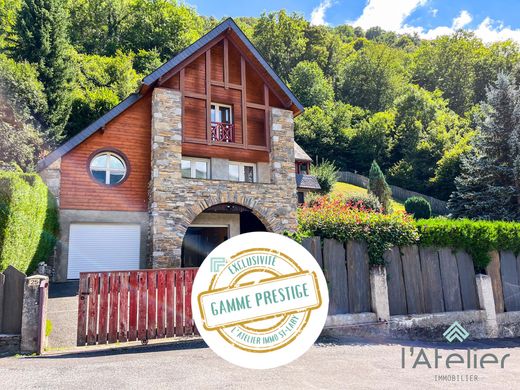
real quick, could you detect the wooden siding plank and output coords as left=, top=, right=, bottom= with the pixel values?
left=438, top=248, right=463, bottom=312
left=384, top=247, right=407, bottom=315
left=302, top=237, right=323, bottom=269
left=108, top=273, right=119, bottom=343
left=323, top=239, right=349, bottom=314
left=175, top=270, right=184, bottom=336
left=166, top=270, right=175, bottom=337
left=76, top=274, right=89, bottom=346
left=192, top=269, right=199, bottom=336
left=118, top=273, right=129, bottom=342
left=419, top=247, right=445, bottom=313
left=500, top=251, right=520, bottom=312
left=128, top=272, right=138, bottom=341
left=346, top=241, right=371, bottom=313
left=97, top=273, right=109, bottom=344
left=138, top=271, right=147, bottom=340
left=87, top=274, right=99, bottom=345
left=400, top=246, right=425, bottom=314
left=147, top=271, right=157, bottom=340
left=455, top=251, right=479, bottom=311
left=184, top=270, right=194, bottom=335
left=157, top=271, right=166, bottom=338
left=486, top=251, right=504, bottom=313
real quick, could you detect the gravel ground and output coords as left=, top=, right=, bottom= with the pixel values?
left=1, top=336, right=519, bottom=389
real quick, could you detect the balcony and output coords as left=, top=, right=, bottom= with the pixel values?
left=211, top=122, right=235, bottom=143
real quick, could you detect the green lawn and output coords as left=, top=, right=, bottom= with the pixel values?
left=332, top=182, right=406, bottom=212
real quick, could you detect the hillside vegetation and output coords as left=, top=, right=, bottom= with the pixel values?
left=1, top=1, right=520, bottom=214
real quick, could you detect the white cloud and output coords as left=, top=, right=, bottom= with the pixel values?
left=474, top=17, right=520, bottom=43
left=452, top=10, right=472, bottom=30
left=351, top=3, right=520, bottom=44
left=353, top=0, right=427, bottom=31
left=430, top=8, right=438, bottom=18
left=311, top=0, right=333, bottom=26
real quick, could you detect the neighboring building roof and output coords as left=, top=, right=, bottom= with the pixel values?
left=294, top=142, right=312, bottom=162
left=296, top=174, right=321, bottom=190
left=38, top=18, right=304, bottom=172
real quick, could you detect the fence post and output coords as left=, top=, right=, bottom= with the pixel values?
left=21, top=275, right=49, bottom=354
left=476, top=274, right=498, bottom=338
left=370, top=266, right=390, bottom=322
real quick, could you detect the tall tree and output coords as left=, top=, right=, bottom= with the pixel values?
left=368, top=160, right=392, bottom=213
left=412, top=32, right=481, bottom=115
left=339, top=41, right=407, bottom=112
left=14, top=0, right=74, bottom=142
left=449, top=73, right=520, bottom=220
left=289, top=61, right=334, bottom=108
left=252, top=10, right=307, bottom=80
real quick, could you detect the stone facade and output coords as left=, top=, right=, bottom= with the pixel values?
left=39, top=158, right=61, bottom=205
left=149, top=88, right=298, bottom=269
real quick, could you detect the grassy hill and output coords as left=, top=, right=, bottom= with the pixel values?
left=332, top=182, right=406, bottom=212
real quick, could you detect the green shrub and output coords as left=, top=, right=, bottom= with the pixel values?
left=416, top=218, right=520, bottom=271
left=310, top=160, right=338, bottom=194
left=297, top=196, right=419, bottom=265
left=404, top=196, right=432, bottom=219
left=0, top=171, right=59, bottom=274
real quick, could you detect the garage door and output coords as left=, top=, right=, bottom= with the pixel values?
left=67, top=223, right=141, bottom=279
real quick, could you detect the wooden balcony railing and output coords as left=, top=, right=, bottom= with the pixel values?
left=211, top=122, right=235, bottom=143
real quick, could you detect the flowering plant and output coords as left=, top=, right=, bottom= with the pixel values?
left=297, top=195, right=419, bottom=265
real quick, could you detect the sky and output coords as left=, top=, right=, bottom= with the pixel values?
left=187, top=0, right=520, bottom=43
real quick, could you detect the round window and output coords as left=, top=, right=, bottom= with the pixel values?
left=89, top=152, right=127, bottom=185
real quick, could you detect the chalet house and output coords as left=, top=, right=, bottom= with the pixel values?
left=38, top=19, right=320, bottom=281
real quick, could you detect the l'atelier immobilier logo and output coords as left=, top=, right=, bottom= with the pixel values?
left=401, top=322, right=510, bottom=382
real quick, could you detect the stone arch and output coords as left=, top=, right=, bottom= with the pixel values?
left=179, top=192, right=277, bottom=240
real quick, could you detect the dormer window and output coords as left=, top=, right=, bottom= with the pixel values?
left=211, top=103, right=234, bottom=142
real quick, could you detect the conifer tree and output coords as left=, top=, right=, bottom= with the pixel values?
left=368, top=160, right=393, bottom=213
left=449, top=72, right=520, bottom=220
left=14, top=0, right=74, bottom=143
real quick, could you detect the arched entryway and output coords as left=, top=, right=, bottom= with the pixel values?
left=181, top=203, right=267, bottom=267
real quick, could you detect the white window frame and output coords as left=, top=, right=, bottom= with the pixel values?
left=211, top=102, right=233, bottom=123
left=181, top=157, right=210, bottom=179
left=229, top=161, right=256, bottom=183
left=89, top=152, right=127, bottom=185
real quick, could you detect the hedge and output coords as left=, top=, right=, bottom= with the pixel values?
left=0, top=171, right=59, bottom=274
left=416, top=218, right=520, bottom=271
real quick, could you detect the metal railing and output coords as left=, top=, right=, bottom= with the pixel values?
left=211, top=122, right=235, bottom=143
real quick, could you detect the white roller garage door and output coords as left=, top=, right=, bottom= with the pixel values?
left=67, top=223, right=141, bottom=279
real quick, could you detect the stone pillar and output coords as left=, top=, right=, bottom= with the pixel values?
left=21, top=275, right=48, bottom=354
left=149, top=88, right=183, bottom=269
left=270, top=108, right=298, bottom=232
left=370, top=266, right=390, bottom=322
left=476, top=274, right=499, bottom=338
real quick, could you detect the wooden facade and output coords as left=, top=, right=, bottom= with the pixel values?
left=60, top=95, right=152, bottom=212
left=157, top=33, right=287, bottom=162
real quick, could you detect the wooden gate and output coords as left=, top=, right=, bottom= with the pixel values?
left=77, top=268, right=198, bottom=346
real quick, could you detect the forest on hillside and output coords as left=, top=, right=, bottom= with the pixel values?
left=1, top=0, right=520, bottom=208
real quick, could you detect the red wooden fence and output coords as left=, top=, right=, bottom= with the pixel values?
left=77, top=268, right=198, bottom=346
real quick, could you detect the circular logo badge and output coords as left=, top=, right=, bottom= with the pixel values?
left=192, top=232, right=329, bottom=369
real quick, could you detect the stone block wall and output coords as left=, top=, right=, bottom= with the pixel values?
left=149, top=88, right=298, bottom=269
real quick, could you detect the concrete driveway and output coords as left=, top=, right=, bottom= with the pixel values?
left=2, top=336, right=520, bottom=389
left=47, top=281, right=79, bottom=349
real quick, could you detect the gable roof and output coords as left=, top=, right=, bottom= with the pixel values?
left=38, top=18, right=303, bottom=171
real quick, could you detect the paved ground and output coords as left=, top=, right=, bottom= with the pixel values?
left=2, top=336, right=520, bottom=389
left=47, top=281, right=78, bottom=349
